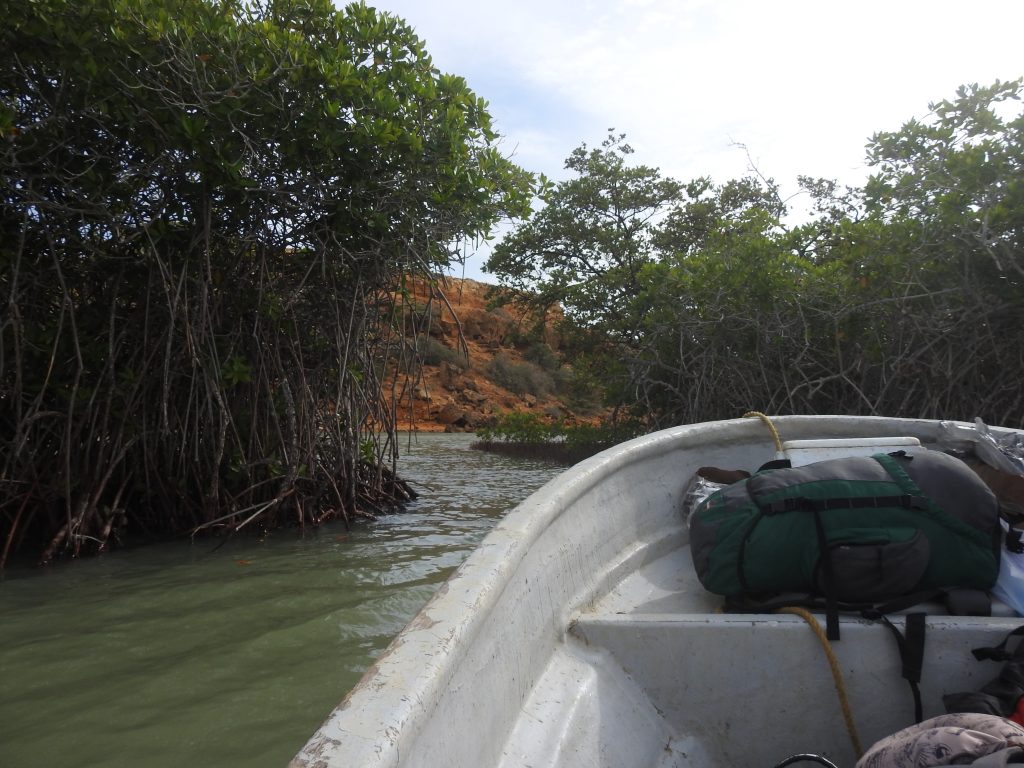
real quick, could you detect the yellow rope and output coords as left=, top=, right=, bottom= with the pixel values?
left=743, top=410, right=783, bottom=454
left=741, top=414, right=861, bottom=756
left=777, top=606, right=863, bottom=759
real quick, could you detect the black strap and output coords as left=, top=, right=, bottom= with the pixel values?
left=1008, top=526, right=1024, bottom=554
left=904, top=612, right=927, bottom=691
left=945, top=625, right=1024, bottom=718
left=763, top=494, right=929, bottom=514
left=972, top=625, right=1024, bottom=662
left=760, top=451, right=929, bottom=515
left=812, top=507, right=841, bottom=641
left=875, top=612, right=927, bottom=723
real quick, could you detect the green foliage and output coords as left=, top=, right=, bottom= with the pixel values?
left=488, top=82, right=1024, bottom=429
left=474, top=412, right=644, bottom=464
left=560, top=420, right=643, bottom=451
left=558, top=354, right=608, bottom=415
left=864, top=79, right=1024, bottom=284
left=523, top=342, right=560, bottom=371
left=475, top=411, right=556, bottom=444
left=0, top=0, right=531, bottom=562
left=221, top=356, right=253, bottom=387
left=487, top=131, right=685, bottom=338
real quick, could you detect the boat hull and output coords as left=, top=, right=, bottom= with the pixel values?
left=291, top=416, right=1024, bottom=768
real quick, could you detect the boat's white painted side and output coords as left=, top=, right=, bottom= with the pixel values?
left=290, top=416, right=1023, bottom=768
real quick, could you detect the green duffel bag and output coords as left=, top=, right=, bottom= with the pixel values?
left=689, top=449, right=1000, bottom=613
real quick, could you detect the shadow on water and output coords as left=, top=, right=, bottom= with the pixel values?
left=0, top=433, right=563, bottom=768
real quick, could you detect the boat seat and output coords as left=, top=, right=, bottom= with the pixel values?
left=561, top=545, right=1024, bottom=767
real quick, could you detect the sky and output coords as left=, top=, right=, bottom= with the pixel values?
left=371, top=0, right=1024, bottom=281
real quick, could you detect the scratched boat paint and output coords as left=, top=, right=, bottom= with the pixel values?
left=291, top=416, right=1024, bottom=768
left=0, top=433, right=561, bottom=768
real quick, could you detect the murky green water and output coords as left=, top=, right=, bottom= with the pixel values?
left=0, top=433, right=563, bottom=768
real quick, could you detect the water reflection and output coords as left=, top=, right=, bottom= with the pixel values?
left=0, top=433, right=562, bottom=768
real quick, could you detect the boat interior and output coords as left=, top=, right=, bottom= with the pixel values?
left=499, top=485, right=1021, bottom=766
left=293, top=417, right=1024, bottom=768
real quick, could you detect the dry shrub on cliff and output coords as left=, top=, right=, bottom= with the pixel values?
left=486, top=353, right=555, bottom=398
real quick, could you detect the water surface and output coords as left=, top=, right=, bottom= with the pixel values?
left=0, top=433, right=562, bottom=768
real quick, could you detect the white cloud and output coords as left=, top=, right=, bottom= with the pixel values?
left=374, top=0, right=1024, bottom=278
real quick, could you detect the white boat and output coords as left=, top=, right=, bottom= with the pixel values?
left=290, top=415, right=1024, bottom=768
